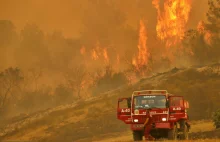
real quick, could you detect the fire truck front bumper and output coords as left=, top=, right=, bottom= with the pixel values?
left=131, top=124, right=145, bottom=130
left=152, top=122, right=171, bottom=129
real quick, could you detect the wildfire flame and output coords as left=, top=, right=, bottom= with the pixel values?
left=152, top=0, right=192, bottom=47
left=132, top=20, right=150, bottom=75
left=204, top=32, right=212, bottom=45
left=138, top=20, right=149, bottom=66
left=103, top=48, right=109, bottom=64
left=91, top=49, right=99, bottom=60
left=91, top=42, right=110, bottom=65
left=197, top=21, right=205, bottom=34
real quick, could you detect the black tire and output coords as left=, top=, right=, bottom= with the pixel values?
left=168, top=124, right=178, bottom=140
left=180, top=120, right=189, bottom=140
left=133, top=131, right=143, bottom=141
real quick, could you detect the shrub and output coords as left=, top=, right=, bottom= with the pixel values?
left=212, top=109, right=220, bottom=129
left=91, top=66, right=128, bottom=95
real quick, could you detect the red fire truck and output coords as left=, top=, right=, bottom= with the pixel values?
left=117, top=90, right=190, bottom=141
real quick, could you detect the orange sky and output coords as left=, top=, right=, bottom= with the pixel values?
left=0, top=0, right=209, bottom=38
left=0, top=0, right=86, bottom=38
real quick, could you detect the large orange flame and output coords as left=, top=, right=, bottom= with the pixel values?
left=138, top=20, right=149, bottom=66
left=103, top=48, right=109, bottom=64
left=132, top=20, right=150, bottom=75
left=152, top=0, right=192, bottom=47
left=91, top=49, right=99, bottom=60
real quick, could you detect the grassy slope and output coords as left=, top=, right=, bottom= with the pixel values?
left=0, top=63, right=220, bottom=142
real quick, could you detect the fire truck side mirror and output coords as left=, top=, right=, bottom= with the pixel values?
left=118, top=98, right=123, bottom=102
left=127, top=97, right=131, bottom=108
left=184, top=100, right=189, bottom=109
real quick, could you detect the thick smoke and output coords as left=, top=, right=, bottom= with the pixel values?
left=0, top=0, right=218, bottom=118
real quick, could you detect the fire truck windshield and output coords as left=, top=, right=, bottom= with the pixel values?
left=133, top=95, right=166, bottom=109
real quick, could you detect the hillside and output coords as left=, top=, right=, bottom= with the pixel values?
left=0, top=63, right=220, bottom=142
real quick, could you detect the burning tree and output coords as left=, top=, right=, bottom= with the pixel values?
left=152, top=0, right=192, bottom=66
left=132, top=20, right=151, bottom=77
left=206, top=0, right=220, bottom=36
left=182, top=0, right=220, bottom=65
left=152, top=0, right=192, bottom=46
left=0, top=67, right=23, bottom=113
left=205, top=0, right=220, bottom=61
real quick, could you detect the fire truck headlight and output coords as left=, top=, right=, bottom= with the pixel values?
left=134, top=119, right=138, bottom=122
left=134, top=109, right=139, bottom=115
left=162, top=118, right=167, bottom=121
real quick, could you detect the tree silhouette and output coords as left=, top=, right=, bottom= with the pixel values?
left=206, top=0, right=220, bottom=61
left=206, top=0, right=220, bottom=34
left=182, top=0, right=220, bottom=65
left=65, top=65, right=87, bottom=99
left=0, top=67, right=23, bottom=112
left=182, top=29, right=209, bottom=65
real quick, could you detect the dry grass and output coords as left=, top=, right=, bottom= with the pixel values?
left=79, top=118, right=218, bottom=142
left=191, top=120, right=214, bottom=132
left=0, top=65, right=220, bottom=142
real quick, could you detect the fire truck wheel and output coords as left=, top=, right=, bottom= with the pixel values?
left=132, top=131, right=143, bottom=141
left=168, top=124, right=178, bottom=140
left=180, top=120, right=189, bottom=140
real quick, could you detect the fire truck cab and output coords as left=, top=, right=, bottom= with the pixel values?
left=117, top=90, right=190, bottom=141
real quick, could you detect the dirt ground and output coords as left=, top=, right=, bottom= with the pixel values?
left=75, top=120, right=220, bottom=142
